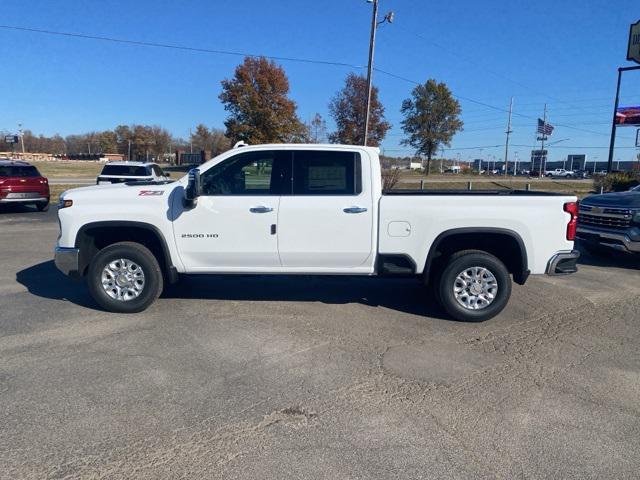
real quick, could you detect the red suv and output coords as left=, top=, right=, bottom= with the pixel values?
left=0, top=159, right=50, bottom=211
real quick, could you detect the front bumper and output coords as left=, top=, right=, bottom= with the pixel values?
left=546, top=250, right=580, bottom=275
left=54, top=247, right=81, bottom=278
left=576, top=226, right=640, bottom=253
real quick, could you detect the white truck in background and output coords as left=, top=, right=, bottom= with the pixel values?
left=54, top=143, right=579, bottom=322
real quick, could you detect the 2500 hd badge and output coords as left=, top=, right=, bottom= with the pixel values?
left=181, top=233, right=219, bottom=238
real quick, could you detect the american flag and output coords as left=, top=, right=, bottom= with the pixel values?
left=537, top=118, right=554, bottom=136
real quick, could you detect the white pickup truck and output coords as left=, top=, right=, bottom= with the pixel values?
left=54, top=144, right=579, bottom=321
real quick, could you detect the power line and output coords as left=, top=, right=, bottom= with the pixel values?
left=384, top=144, right=504, bottom=152
left=394, top=24, right=620, bottom=115
left=0, top=24, right=365, bottom=69
left=374, top=68, right=631, bottom=139
left=3, top=24, right=632, bottom=142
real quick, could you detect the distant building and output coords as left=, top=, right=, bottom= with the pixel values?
left=409, top=161, right=423, bottom=170
left=567, top=154, right=586, bottom=170
left=530, top=150, right=547, bottom=172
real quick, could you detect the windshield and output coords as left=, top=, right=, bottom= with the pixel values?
left=101, top=165, right=151, bottom=176
left=0, top=165, right=41, bottom=177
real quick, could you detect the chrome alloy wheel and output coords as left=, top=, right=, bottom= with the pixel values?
left=453, top=266, right=498, bottom=310
left=101, top=258, right=146, bottom=301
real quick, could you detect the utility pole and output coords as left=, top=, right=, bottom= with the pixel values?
left=18, top=123, right=25, bottom=154
left=128, top=140, right=132, bottom=161
left=363, top=1, right=393, bottom=146
left=503, top=97, right=513, bottom=176
left=538, top=103, right=547, bottom=178
left=363, top=0, right=379, bottom=147
left=189, top=127, right=193, bottom=153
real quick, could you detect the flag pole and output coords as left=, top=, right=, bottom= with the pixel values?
left=538, top=103, right=547, bottom=179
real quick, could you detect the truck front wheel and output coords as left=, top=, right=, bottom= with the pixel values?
left=437, top=251, right=512, bottom=322
left=87, top=242, right=163, bottom=313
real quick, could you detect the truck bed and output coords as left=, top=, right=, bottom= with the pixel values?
left=384, top=189, right=566, bottom=196
left=378, top=190, right=576, bottom=276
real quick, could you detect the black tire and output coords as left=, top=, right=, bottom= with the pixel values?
left=87, top=241, right=163, bottom=313
left=437, top=251, right=512, bottom=322
left=36, top=201, right=49, bottom=212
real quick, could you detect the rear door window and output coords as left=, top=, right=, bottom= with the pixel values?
left=292, top=151, right=362, bottom=195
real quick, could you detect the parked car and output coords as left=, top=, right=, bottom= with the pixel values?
left=545, top=168, right=574, bottom=178
left=96, top=161, right=169, bottom=185
left=0, top=159, right=50, bottom=211
left=576, top=184, right=640, bottom=256
left=572, top=169, right=590, bottom=179
left=55, top=143, right=579, bottom=322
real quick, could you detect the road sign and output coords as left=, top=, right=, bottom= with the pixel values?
left=636, top=129, right=640, bottom=147
left=628, top=20, right=640, bottom=64
left=4, top=135, right=18, bottom=144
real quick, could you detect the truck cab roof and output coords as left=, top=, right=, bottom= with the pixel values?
left=105, top=161, right=159, bottom=167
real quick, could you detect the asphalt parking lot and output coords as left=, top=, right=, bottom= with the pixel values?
left=1, top=206, right=639, bottom=479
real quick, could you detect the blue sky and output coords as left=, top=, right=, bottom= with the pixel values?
left=0, top=0, right=639, bottom=165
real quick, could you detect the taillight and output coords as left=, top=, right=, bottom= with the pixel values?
left=564, top=201, right=578, bottom=241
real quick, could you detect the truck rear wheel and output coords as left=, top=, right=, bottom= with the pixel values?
left=437, top=251, right=511, bottom=322
left=87, top=241, right=163, bottom=313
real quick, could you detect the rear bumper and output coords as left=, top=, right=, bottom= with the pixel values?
left=576, top=226, right=640, bottom=253
left=54, top=247, right=81, bottom=278
left=546, top=250, right=580, bottom=275
left=0, top=196, right=49, bottom=203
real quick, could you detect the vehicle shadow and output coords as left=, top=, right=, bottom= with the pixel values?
left=16, top=260, right=451, bottom=319
left=0, top=204, right=39, bottom=214
left=15, top=261, right=97, bottom=309
left=577, top=246, right=640, bottom=270
left=164, top=274, right=451, bottom=320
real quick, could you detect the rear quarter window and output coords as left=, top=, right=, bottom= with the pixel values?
left=292, top=151, right=362, bottom=195
left=101, top=165, right=151, bottom=176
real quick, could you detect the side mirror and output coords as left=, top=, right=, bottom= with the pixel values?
left=165, top=172, right=171, bottom=178
left=184, top=168, right=201, bottom=206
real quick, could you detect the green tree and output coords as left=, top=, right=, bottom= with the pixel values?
left=400, top=79, right=463, bottom=175
left=328, top=73, right=390, bottom=146
left=219, top=57, right=306, bottom=144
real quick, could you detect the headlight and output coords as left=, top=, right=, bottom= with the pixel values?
left=58, top=198, right=73, bottom=209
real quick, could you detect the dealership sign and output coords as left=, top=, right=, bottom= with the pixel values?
left=4, top=135, right=18, bottom=144
left=616, top=106, right=640, bottom=126
left=628, top=20, right=640, bottom=64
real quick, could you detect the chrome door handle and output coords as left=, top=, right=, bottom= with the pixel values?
left=343, top=206, right=368, bottom=214
left=250, top=206, right=273, bottom=213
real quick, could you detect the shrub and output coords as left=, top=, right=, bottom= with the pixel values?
left=382, top=168, right=402, bottom=190
left=593, top=172, right=640, bottom=193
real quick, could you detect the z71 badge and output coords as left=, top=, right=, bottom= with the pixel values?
left=138, top=190, right=164, bottom=196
